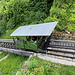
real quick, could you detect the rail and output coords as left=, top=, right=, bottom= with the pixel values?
left=0, top=39, right=75, bottom=60
left=49, top=40, right=75, bottom=49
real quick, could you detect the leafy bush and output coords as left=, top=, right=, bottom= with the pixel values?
left=28, top=60, right=39, bottom=71
left=0, top=19, right=7, bottom=36
left=44, top=0, right=75, bottom=32
left=0, top=0, right=53, bottom=37
left=7, top=17, right=15, bottom=29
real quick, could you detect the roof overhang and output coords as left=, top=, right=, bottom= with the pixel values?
left=10, top=22, right=58, bottom=36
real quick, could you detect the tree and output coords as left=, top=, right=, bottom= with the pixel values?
left=3, top=0, right=54, bottom=29
left=0, top=0, right=54, bottom=36
left=0, top=19, right=6, bottom=35
left=45, top=0, right=75, bottom=32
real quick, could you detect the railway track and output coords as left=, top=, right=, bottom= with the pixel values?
left=0, top=39, right=75, bottom=62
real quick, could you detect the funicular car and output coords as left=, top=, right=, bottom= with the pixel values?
left=10, top=22, right=58, bottom=52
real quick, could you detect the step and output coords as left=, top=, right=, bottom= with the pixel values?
left=47, top=47, right=75, bottom=58
left=47, top=47, right=75, bottom=53
left=37, top=53, right=74, bottom=62
left=47, top=51, right=74, bottom=58
left=48, top=45, right=75, bottom=49
left=37, top=53, right=75, bottom=66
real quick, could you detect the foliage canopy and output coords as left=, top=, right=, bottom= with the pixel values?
left=45, top=0, right=75, bottom=32
left=0, top=0, right=75, bottom=37
left=0, top=0, right=53, bottom=36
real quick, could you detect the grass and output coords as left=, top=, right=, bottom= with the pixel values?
left=0, top=52, right=8, bottom=59
left=19, top=56, right=75, bottom=75
left=1, top=52, right=75, bottom=75
left=0, top=52, right=28, bottom=75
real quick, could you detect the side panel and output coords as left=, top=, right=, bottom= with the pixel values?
left=15, top=36, right=42, bottom=51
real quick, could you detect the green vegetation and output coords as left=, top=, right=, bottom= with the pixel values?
left=2, top=29, right=15, bottom=39
left=19, top=56, right=75, bottom=75
left=45, top=0, right=75, bottom=32
left=0, top=0, right=75, bottom=74
left=0, top=52, right=28, bottom=75
left=0, top=0, right=53, bottom=37
left=0, top=0, right=75, bottom=37
left=1, top=52, right=75, bottom=75
left=0, top=51, right=8, bottom=59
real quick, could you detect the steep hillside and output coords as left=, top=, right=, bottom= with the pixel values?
left=0, top=0, right=53, bottom=38
left=45, top=0, right=75, bottom=32
left=0, top=0, right=75, bottom=38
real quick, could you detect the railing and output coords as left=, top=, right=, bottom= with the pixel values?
left=0, top=41, right=15, bottom=48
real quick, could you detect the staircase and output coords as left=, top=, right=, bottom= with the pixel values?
left=47, top=40, right=75, bottom=62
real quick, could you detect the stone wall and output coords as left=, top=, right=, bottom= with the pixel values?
left=51, top=31, right=75, bottom=40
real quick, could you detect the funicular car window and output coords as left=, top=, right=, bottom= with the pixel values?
left=16, top=37, right=23, bottom=43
